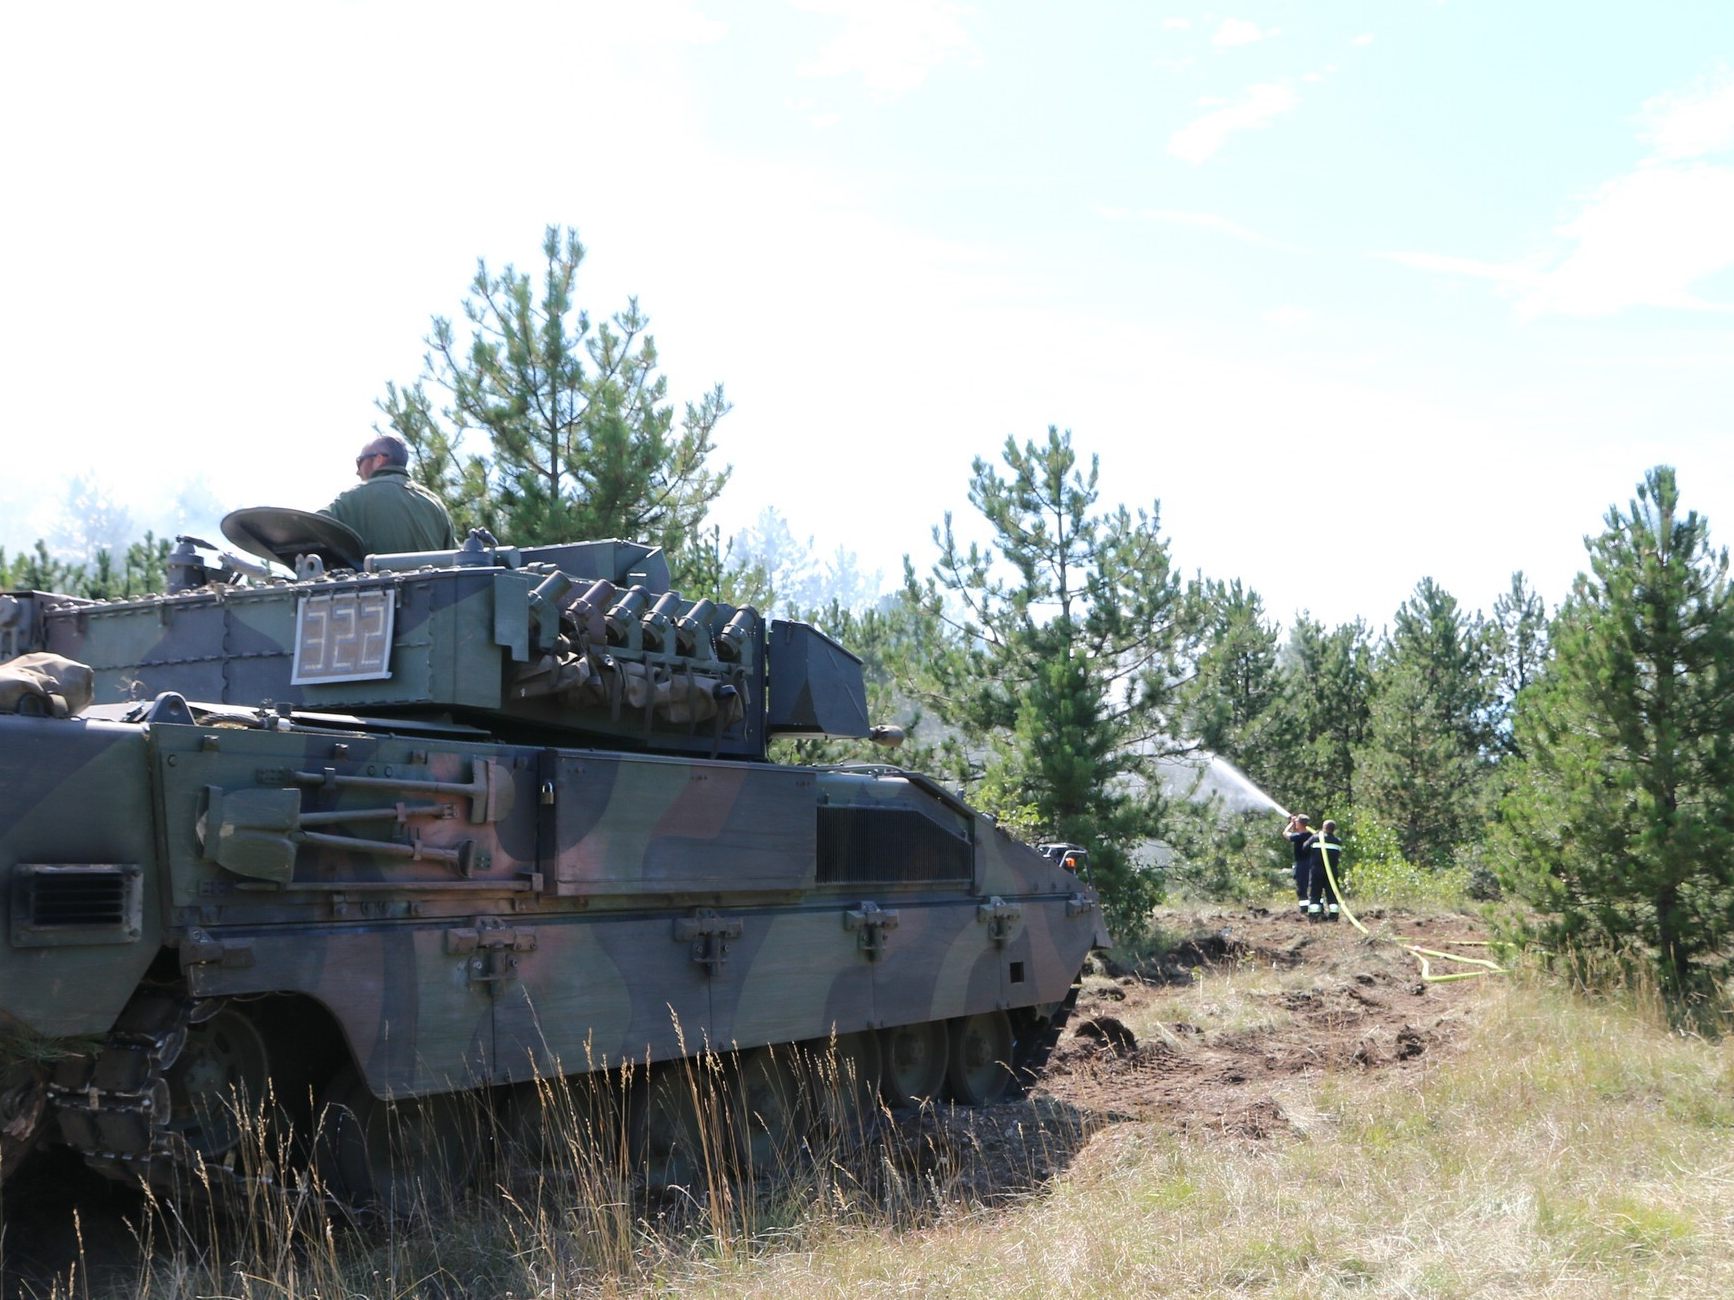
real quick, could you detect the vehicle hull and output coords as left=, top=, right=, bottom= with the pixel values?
left=0, top=706, right=1104, bottom=1187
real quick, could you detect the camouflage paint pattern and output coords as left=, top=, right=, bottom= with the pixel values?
left=40, top=559, right=767, bottom=758
left=0, top=535, right=1103, bottom=1181
left=0, top=715, right=163, bottom=1035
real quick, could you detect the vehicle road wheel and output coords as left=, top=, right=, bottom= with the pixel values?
left=0, top=1068, right=45, bottom=1179
left=164, top=1006, right=272, bottom=1162
left=878, top=1021, right=948, bottom=1108
left=638, top=1060, right=711, bottom=1190
left=805, top=1030, right=883, bottom=1143
left=945, top=1011, right=1015, bottom=1106
left=314, top=1066, right=480, bottom=1214
left=497, top=1071, right=630, bottom=1180
left=729, top=1046, right=807, bottom=1175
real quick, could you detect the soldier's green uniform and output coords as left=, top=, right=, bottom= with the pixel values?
left=321, top=466, right=455, bottom=555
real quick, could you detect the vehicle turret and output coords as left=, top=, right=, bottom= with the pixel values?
left=23, top=509, right=872, bottom=758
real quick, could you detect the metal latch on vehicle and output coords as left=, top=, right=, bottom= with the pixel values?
left=844, top=902, right=900, bottom=959
left=977, top=897, right=1023, bottom=947
left=674, top=909, right=743, bottom=975
left=447, top=917, right=536, bottom=983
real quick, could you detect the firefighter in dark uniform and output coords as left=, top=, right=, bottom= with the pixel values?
left=1305, top=818, right=1345, bottom=921
left=322, top=433, right=456, bottom=556
left=1284, top=814, right=1312, bottom=918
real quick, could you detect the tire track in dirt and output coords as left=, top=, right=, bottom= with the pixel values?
left=1041, top=907, right=1488, bottom=1139
left=898, top=906, right=1493, bottom=1191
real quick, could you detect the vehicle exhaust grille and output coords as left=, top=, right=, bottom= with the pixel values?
left=11, top=864, right=144, bottom=947
left=817, top=807, right=972, bottom=886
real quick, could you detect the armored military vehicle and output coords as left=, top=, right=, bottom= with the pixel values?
left=0, top=510, right=1106, bottom=1203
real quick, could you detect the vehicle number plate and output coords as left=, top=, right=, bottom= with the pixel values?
left=292, top=588, right=395, bottom=684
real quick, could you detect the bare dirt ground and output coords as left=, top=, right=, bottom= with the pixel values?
left=1050, top=905, right=1487, bottom=1128
left=902, top=905, right=1492, bottom=1199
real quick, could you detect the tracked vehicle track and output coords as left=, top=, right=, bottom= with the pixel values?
left=1012, top=987, right=1079, bottom=1090
left=44, top=989, right=242, bottom=1191
left=37, top=979, right=1086, bottom=1205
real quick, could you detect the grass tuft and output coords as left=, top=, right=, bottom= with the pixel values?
left=15, top=950, right=1734, bottom=1298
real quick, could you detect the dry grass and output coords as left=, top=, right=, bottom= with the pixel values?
left=651, top=976, right=1733, bottom=1298
left=13, top=968, right=1733, bottom=1298
left=1081, top=963, right=1298, bottom=1046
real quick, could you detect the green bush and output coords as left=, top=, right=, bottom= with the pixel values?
left=1161, top=802, right=1287, bottom=902
left=1340, top=808, right=1470, bottom=907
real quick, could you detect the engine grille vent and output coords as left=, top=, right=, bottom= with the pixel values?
left=817, top=807, right=972, bottom=886
left=11, top=864, right=143, bottom=947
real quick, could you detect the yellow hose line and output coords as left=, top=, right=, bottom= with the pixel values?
left=1321, top=847, right=1506, bottom=983
left=1406, top=946, right=1504, bottom=971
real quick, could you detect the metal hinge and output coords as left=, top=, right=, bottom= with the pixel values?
left=179, top=928, right=256, bottom=995
left=976, top=897, right=1024, bottom=947
left=1066, top=892, right=1097, bottom=918
left=178, top=928, right=255, bottom=970
left=844, top=902, right=900, bottom=960
left=447, top=916, right=537, bottom=983
left=673, top=909, right=744, bottom=975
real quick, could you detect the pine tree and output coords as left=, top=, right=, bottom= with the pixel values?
left=1486, top=570, right=1549, bottom=756
left=1176, top=578, right=1283, bottom=780
left=1266, top=616, right=1373, bottom=819
left=380, top=226, right=731, bottom=584
left=1356, top=578, right=1492, bottom=866
left=0, top=534, right=169, bottom=600
left=19, top=541, right=74, bottom=593
left=905, top=427, right=1185, bottom=936
left=1499, top=467, right=1734, bottom=1002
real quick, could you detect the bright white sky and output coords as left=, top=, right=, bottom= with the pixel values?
left=3, top=1, right=1731, bottom=631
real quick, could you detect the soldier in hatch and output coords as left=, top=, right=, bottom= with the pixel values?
left=322, top=433, right=456, bottom=556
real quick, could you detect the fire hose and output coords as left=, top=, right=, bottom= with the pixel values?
left=1319, top=842, right=1506, bottom=983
